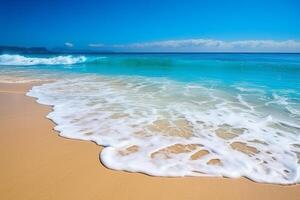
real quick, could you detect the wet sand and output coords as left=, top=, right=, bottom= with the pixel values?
left=0, top=82, right=300, bottom=200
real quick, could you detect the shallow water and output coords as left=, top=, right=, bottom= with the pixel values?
left=1, top=53, right=300, bottom=184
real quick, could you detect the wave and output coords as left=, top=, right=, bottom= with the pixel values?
left=27, top=75, right=300, bottom=184
left=0, top=54, right=87, bottom=66
left=0, top=54, right=171, bottom=67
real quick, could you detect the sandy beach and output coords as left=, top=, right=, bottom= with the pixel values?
left=0, top=82, right=300, bottom=200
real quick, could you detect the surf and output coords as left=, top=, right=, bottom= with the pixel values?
left=27, top=75, right=300, bottom=184
left=0, top=54, right=87, bottom=66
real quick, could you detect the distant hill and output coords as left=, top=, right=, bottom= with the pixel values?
left=0, top=46, right=52, bottom=54
left=0, top=46, right=114, bottom=54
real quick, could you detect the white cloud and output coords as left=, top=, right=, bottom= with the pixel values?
left=116, top=39, right=300, bottom=52
left=88, top=43, right=104, bottom=48
left=230, top=40, right=300, bottom=49
left=111, top=44, right=126, bottom=48
left=64, top=42, right=74, bottom=48
left=130, top=39, right=227, bottom=48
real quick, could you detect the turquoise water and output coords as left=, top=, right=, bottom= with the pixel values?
left=1, top=53, right=300, bottom=184
left=1, top=53, right=300, bottom=90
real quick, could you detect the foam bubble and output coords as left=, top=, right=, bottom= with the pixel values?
left=27, top=75, right=300, bottom=184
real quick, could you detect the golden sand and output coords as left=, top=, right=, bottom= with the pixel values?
left=0, top=83, right=300, bottom=200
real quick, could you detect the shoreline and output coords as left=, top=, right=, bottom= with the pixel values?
left=1, top=82, right=300, bottom=200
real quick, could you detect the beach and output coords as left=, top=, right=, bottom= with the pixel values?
left=0, top=82, right=300, bottom=200
left=1, top=0, right=300, bottom=198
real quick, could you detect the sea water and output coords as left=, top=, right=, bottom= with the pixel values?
left=1, top=53, right=300, bottom=184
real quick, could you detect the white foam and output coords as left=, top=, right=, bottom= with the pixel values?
left=27, top=76, right=300, bottom=184
left=0, top=54, right=86, bottom=66
left=266, top=93, right=289, bottom=106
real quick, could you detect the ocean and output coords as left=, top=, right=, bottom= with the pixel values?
left=1, top=53, right=300, bottom=184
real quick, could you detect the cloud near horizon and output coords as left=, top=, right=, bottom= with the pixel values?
left=88, top=43, right=104, bottom=48
left=64, top=42, right=74, bottom=48
left=106, top=39, right=300, bottom=52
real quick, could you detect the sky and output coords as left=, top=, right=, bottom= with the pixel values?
left=1, top=0, right=300, bottom=52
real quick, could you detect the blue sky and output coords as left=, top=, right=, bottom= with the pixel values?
left=1, top=0, right=300, bottom=51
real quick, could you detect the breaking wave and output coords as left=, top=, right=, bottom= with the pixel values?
left=0, top=54, right=87, bottom=66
